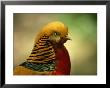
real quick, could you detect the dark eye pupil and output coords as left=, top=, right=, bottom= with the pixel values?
left=54, top=32, right=57, bottom=35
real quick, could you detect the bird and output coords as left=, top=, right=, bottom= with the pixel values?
left=14, top=21, right=71, bottom=75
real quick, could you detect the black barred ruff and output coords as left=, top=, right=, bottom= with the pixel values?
left=27, top=35, right=56, bottom=63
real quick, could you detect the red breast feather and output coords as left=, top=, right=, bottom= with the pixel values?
left=53, top=46, right=71, bottom=75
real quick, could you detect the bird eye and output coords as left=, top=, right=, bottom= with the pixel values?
left=54, top=32, right=60, bottom=36
left=54, top=32, right=57, bottom=35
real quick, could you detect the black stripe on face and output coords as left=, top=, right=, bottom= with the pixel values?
left=36, top=36, right=48, bottom=45
left=42, top=35, right=49, bottom=38
left=43, top=54, right=55, bottom=59
left=40, top=47, right=53, bottom=53
left=31, top=46, right=53, bottom=54
left=32, top=44, right=52, bottom=51
left=30, top=50, right=54, bottom=59
left=31, top=52, right=37, bottom=54
left=29, top=55, right=36, bottom=57
left=31, top=47, right=53, bottom=58
left=40, top=36, right=49, bottom=40
left=42, top=56, right=55, bottom=62
left=34, top=44, right=37, bottom=47
left=33, top=56, right=55, bottom=61
left=38, top=41, right=46, bottom=44
left=27, top=59, right=33, bottom=60
left=38, top=43, right=51, bottom=47
left=38, top=38, right=47, bottom=42
left=37, top=41, right=51, bottom=46
left=40, top=36, right=48, bottom=39
left=36, top=51, right=53, bottom=56
left=43, top=60, right=55, bottom=63
left=32, top=46, right=45, bottom=51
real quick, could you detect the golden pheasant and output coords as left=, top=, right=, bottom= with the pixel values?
left=14, top=21, right=71, bottom=75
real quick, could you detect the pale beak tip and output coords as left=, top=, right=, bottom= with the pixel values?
left=67, top=37, right=72, bottom=40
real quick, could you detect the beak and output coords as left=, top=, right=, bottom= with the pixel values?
left=66, top=36, right=72, bottom=40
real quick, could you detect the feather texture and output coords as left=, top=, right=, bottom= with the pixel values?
left=27, top=34, right=56, bottom=63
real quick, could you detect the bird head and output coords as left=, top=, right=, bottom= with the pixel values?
left=36, top=21, right=71, bottom=45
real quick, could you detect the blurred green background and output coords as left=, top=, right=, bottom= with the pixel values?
left=13, top=13, right=97, bottom=75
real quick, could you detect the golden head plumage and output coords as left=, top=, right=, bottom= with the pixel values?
left=41, top=21, right=68, bottom=37
left=35, top=21, right=69, bottom=44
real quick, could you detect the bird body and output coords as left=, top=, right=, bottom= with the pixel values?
left=14, top=21, right=71, bottom=75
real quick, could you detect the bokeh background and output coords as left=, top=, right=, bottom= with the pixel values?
left=13, top=13, right=97, bottom=75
